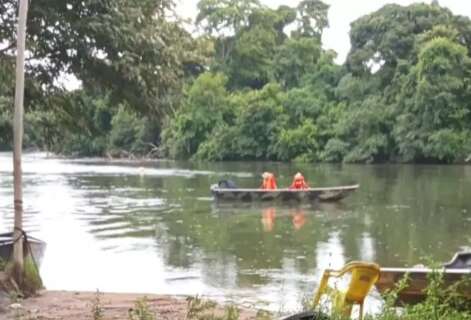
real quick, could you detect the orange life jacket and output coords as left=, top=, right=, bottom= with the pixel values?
left=290, top=175, right=309, bottom=189
left=262, top=173, right=277, bottom=190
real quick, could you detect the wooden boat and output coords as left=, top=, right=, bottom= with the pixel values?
left=0, top=232, right=46, bottom=267
left=211, top=184, right=359, bottom=202
left=375, top=252, right=471, bottom=305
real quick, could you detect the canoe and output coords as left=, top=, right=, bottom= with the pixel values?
left=210, top=184, right=359, bottom=202
left=0, top=232, right=46, bottom=267
left=375, top=252, right=471, bottom=305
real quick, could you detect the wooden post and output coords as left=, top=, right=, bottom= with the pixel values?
left=12, top=0, right=29, bottom=285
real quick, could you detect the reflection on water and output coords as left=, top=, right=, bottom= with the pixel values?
left=1, top=153, right=471, bottom=311
left=260, top=207, right=307, bottom=232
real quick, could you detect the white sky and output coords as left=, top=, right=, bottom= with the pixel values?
left=176, top=0, right=471, bottom=63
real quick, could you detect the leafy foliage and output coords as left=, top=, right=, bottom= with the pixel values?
left=128, top=297, right=156, bottom=320
left=0, top=0, right=201, bottom=157
left=162, top=72, right=232, bottom=159
left=2, top=0, right=471, bottom=163
left=186, top=296, right=241, bottom=320
left=371, top=269, right=471, bottom=320
left=164, top=0, right=471, bottom=164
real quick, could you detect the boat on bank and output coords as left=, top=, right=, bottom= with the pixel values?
left=0, top=232, right=46, bottom=267
left=210, top=184, right=359, bottom=202
left=375, top=252, right=471, bottom=305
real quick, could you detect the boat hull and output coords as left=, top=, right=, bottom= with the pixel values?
left=211, top=184, right=359, bottom=202
left=0, top=233, right=46, bottom=267
left=376, top=267, right=471, bottom=305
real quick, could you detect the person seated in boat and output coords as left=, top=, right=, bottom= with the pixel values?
left=289, top=172, right=309, bottom=190
left=261, top=172, right=277, bottom=190
left=218, top=179, right=237, bottom=189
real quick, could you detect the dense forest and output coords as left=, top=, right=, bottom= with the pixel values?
left=1, top=0, right=471, bottom=163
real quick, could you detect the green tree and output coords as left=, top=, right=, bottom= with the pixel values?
left=274, top=119, right=319, bottom=161
left=226, top=7, right=295, bottom=89
left=347, top=3, right=452, bottom=80
left=196, top=0, right=261, bottom=36
left=162, top=73, right=232, bottom=158
left=394, top=37, right=471, bottom=162
left=0, top=0, right=197, bottom=115
left=274, top=37, right=322, bottom=88
left=296, top=0, right=329, bottom=38
left=0, top=0, right=203, bottom=156
left=196, top=83, right=287, bottom=160
left=0, top=58, right=14, bottom=149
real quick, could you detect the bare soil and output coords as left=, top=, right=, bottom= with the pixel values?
left=1, top=290, right=260, bottom=320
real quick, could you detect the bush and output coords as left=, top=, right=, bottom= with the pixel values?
left=274, top=120, right=319, bottom=162
left=373, top=269, right=471, bottom=320
left=320, top=138, right=349, bottom=163
left=0, top=96, right=12, bottom=150
left=108, top=105, right=147, bottom=155
left=162, top=72, right=232, bottom=159
left=128, top=297, right=156, bottom=320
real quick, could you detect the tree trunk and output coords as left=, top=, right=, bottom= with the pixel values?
left=12, top=0, right=29, bottom=285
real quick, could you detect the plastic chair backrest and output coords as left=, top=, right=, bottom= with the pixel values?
left=344, top=262, right=381, bottom=303
left=312, top=261, right=380, bottom=320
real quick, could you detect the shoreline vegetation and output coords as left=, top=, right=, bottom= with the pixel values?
left=0, top=290, right=261, bottom=320
left=1, top=269, right=471, bottom=320
left=2, top=1, right=471, bottom=164
left=9, top=149, right=471, bottom=166
left=2, top=261, right=471, bottom=320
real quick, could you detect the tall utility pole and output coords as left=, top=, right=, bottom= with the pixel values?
left=12, top=0, right=29, bottom=284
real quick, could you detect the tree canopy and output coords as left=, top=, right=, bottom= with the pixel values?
left=1, top=0, right=471, bottom=163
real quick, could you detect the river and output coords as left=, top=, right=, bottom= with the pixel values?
left=1, top=153, right=470, bottom=312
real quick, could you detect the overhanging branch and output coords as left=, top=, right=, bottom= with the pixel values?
left=0, top=42, right=14, bottom=54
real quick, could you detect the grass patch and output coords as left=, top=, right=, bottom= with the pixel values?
left=369, top=270, right=471, bottom=320
left=186, top=296, right=247, bottom=320
left=21, top=256, right=43, bottom=297
left=0, top=257, right=6, bottom=271
left=128, top=297, right=156, bottom=320
left=91, top=290, right=104, bottom=320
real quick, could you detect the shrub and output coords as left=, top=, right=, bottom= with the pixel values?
left=128, top=297, right=156, bottom=320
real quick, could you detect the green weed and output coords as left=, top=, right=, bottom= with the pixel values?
left=128, top=297, right=157, bottom=320
left=91, top=290, right=104, bottom=320
left=0, top=257, right=6, bottom=271
left=255, top=309, right=273, bottom=319
left=21, top=256, right=43, bottom=297
left=186, top=296, right=242, bottom=320
left=372, top=268, right=471, bottom=320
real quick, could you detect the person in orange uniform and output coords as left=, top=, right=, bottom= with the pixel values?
left=261, top=172, right=277, bottom=190
left=289, top=172, right=309, bottom=189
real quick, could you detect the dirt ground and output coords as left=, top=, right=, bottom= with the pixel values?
left=1, top=290, right=261, bottom=320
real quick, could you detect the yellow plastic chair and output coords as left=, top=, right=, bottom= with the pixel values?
left=312, top=261, right=380, bottom=319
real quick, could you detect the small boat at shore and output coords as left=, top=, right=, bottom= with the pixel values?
left=0, top=232, right=46, bottom=267
left=210, top=184, right=359, bottom=202
left=375, top=252, right=471, bottom=305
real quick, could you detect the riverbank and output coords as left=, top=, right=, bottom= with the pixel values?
left=1, top=291, right=261, bottom=320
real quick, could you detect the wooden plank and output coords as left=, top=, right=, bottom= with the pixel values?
left=213, top=184, right=360, bottom=193
left=211, top=184, right=359, bottom=202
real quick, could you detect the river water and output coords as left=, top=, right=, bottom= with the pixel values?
left=0, top=153, right=471, bottom=312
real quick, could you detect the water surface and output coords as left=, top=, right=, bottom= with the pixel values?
left=1, top=153, right=470, bottom=312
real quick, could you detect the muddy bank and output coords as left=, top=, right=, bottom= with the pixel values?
left=1, top=290, right=261, bottom=320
